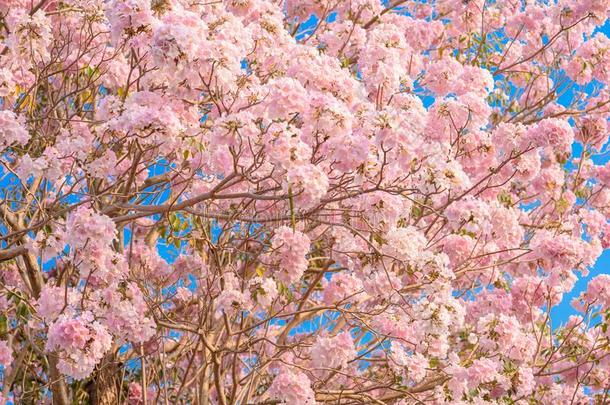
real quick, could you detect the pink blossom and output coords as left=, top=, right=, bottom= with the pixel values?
left=215, top=286, right=251, bottom=318
left=128, top=382, right=144, bottom=405
left=266, top=78, right=309, bottom=119
left=105, top=0, right=154, bottom=45
left=383, top=226, right=429, bottom=266
left=268, top=364, right=316, bottom=404
left=423, top=57, right=463, bottom=96
left=1, top=0, right=610, bottom=401
left=322, top=272, right=364, bottom=304
left=517, top=366, right=535, bottom=397
left=467, top=358, right=501, bottom=390
left=581, top=274, right=610, bottom=308
left=0, top=68, right=16, bottom=96
left=64, top=206, right=117, bottom=251
left=36, top=285, right=77, bottom=322
left=454, top=65, right=494, bottom=96
left=310, top=331, right=356, bottom=370
left=46, top=313, right=112, bottom=379
left=390, top=343, right=428, bottom=384
left=91, top=283, right=156, bottom=343
left=526, top=118, right=575, bottom=154
left=250, top=276, right=278, bottom=308
left=0, top=111, right=29, bottom=147
left=47, top=316, right=92, bottom=351
left=442, top=234, right=475, bottom=267
left=0, top=340, right=12, bottom=367
left=286, top=164, right=329, bottom=208
left=268, top=226, right=311, bottom=284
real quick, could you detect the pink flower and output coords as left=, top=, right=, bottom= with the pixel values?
left=383, top=226, right=430, bottom=268
left=582, top=274, right=610, bottom=308
left=530, top=230, right=589, bottom=273
left=92, top=283, right=156, bottom=343
left=566, top=32, right=610, bottom=85
left=266, top=77, right=309, bottom=119
left=128, top=382, right=144, bottom=405
left=390, top=343, right=428, bottom=383
left=423, top=57, right=463, bottom=96
left=310, top=331, right=356, bottom=370
left=517, top=366, right=535, bottom=397
left=322, top=272, right=364, bottom=304
left=215, top=287, right=251, bottom=318
left=285, top=164, right=329, bottom=208
left=150, top=11, right=208, bottom=67
left=467, top=358, right=500, bottom=389
left=0, top=340, right=12, bottom=367
left=268, top=364, right=316, bottom=404
left=36, top=285, right=77, bottom=322
left=105, top=0, right=154, bottom=45
left=0, top=110, right=29, bottom=147
left=526, top=118, right=574, bottom=154
left=65, top=206, right=117, bottom=251
left=406, top=352, right=428, bottom=382
left=0, top=68, right=16, bottom=97
left=250, top=276, right=278, bottom=308
left=442, top=234, right=475, bottom=267
left=455, top=65, right=494, bottom=96
left=269, top=226, right=311, bottom=284
left=46, top=313, right=112, bottom=379
left=48, top=317, right=91, bottom=350
left=173, top=286, right=193, bottom=302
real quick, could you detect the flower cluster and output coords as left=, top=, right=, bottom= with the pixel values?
left=0, top=0, right=608, bottom=403
left=46, top=313, right=112, bottom=379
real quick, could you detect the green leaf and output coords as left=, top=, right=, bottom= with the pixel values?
left=17, top=303, right=30, bottom=320
left=0, top=315, right=7, bottom=336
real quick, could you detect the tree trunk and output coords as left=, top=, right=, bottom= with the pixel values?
left=86, top=354, right=120, bottom=405
left=48, top=356, right=70, bottom=405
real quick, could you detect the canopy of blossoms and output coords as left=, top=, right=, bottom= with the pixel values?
left=0, top=0, right=609, bottom=404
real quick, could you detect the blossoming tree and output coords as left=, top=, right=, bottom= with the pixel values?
left=0, top=0, right=609, bottom=403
